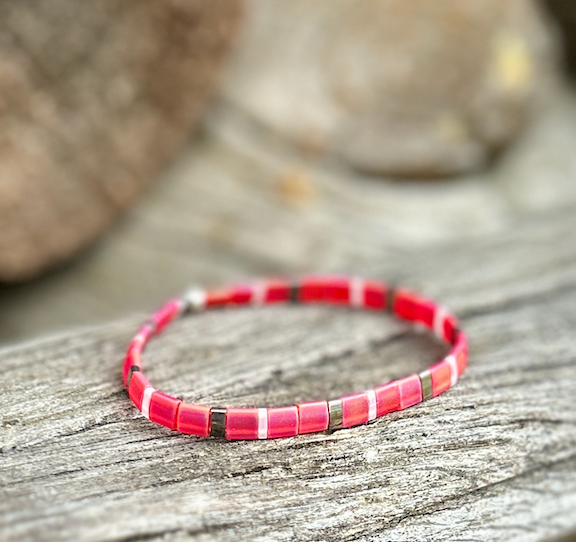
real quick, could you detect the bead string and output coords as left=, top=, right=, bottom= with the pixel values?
left=123, top=276, right=468, bottom=440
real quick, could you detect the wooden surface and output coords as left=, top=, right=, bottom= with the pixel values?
left=1, top=206, right=576, bottom=541
left=1, top=74, right=576, bottom=542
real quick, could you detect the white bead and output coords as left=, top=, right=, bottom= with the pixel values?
left=257, top=408, right=268, bottom=439
left=183, top=288, right=207, bottom=312
left=141, top=387, right=155, bottom=419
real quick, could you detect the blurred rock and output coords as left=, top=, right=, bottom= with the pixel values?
left=223, top=0, right=559, bottom=178
left=0, top=0, right=240, bottom=282
left=544, top=0, right=576, bottom=76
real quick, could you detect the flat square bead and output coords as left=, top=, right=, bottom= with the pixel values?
left=341, top=392, right=370, bottom=428
left=374, top=382, right=400, bottom=416
left=430, top=359, right=452, bottom=397
left=226, top=408, right=259, bottom=440
left=454, top=333, right=468, bottom=375
left=229, top=285, right=253, bottom=305
left=148, top=391, right=181, bottom=430
left=300, top=276, right=350, bottom=305
left=128, top=371, right=152, bottom=411
left=416, top=298, right=436, bottom=328
left=206, top=289, right=233, bottom=307
left=363, top=280, right=388, bottom=310
left=297, top=401, right=329, bottom=434
left=177, top=403, right=211, bottom=437
left=397, top=374, right=423, bottom=409
left=264, top=280, right=290, bottom=303
left=267, top=406, right=298, bottom=438
left=443, top=314, right=459, bottom=344
left=393, top=288, right=420, bottom=321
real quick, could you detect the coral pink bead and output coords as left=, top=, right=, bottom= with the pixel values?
left=397, top=374, right=423, bottom=409
left=206, top=289, right=233, bottom=307
left=341, top=393, right=370, bottom=428
left=148, top=391, right=181, bottom=430
left=267, top=406, right=298, bottom=438
left=374, top=382, right=400, bottom=416
left=128, top=371, right=152, bottom=411
left=297, top=401, right=329, bottom=434
left=226, top=408, right=259, bottom=440
left=430, top=359, right=452, bottom=397
left=455, top=336, right=468, bottom=375
left=177, top=403, right=210, bottom=437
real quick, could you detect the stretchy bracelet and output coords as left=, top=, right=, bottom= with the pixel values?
left=123, top=276, right=468, bottom=440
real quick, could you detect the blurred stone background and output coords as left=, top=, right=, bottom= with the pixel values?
left=0, top=0, right=575, bottom=343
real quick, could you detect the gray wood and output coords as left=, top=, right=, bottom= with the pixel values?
left=1, top=206, right=576, bottom=541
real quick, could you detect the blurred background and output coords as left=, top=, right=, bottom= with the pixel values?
left=0, top=0, right=575, bottom=345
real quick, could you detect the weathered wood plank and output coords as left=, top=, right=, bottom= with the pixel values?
left=1, top=208, right=576, bottom=541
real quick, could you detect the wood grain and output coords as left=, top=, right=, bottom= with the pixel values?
left=1, top=207, right=576, bottom=541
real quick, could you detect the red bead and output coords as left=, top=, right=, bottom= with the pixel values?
left=264, top=279, right=290, bottom=303
left=364, top=280, right=388, bottom=310
left=128, top=371, right=152, bottom=411
left=430, top=359, right=452, bottom=397
left=300, top=276, right=350, bottom=305
left=176, top=403, right=210, bottom=437
left=297, top=401, right=329, bottom=434
left=397, top=374, right=423, bottom=409
left=416, top=298, right=436, bottom=328
left=148, top=391, right=181, bottom=430
left=341, top=392, right=370, bottom=427
left=151, top=299, right=182, bottom=334
left=374, top=382, right=400, bottom=416
left=229, top=285, right=253, bottom=305
left=267, top=406, right=298, bottom=438
left=443, top=314, right=459, bottom=344
left=206, top=289, right=233, bottom=307
left=226, top=408, right=259, bottom=440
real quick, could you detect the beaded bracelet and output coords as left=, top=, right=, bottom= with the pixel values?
left=123, top=276, right=468, bottom=440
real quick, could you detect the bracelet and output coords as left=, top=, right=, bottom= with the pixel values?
left=123, top=276, right=468, bottom=440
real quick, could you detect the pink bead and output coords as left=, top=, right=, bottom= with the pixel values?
left=374, top=382, right=400, bottom=416
left=226, top=408, right=259, bottom=440
left=177, top=403, right=210, bottom=437
left=297, top=401, right=329, bottom=434
left=128, top=371, right=152, bottom=411
left=151, top=299, right=182, bottom=334
left=267, top=406, right=298, bottom=438
left=397, top=374, right=423, bottom=409
left=148, top=391, right=181, bottom=430
left=454, top=332, right=468, bottom=375
left=430, top=359, right=452, bottom=397
left=341, top=393, right=370, bottom=427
